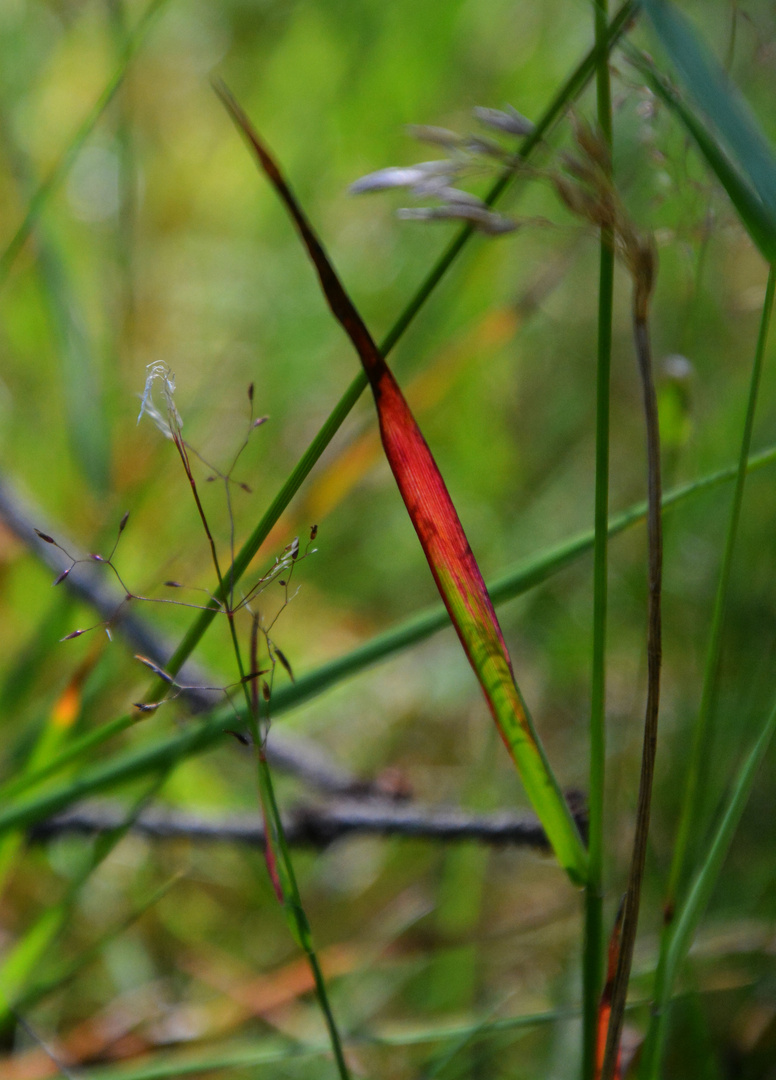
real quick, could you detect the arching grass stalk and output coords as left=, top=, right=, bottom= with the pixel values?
left=583, top=1, right=616, bottom=1075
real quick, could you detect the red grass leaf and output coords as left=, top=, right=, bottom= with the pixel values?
left=216, top=83, right=587, bottom=885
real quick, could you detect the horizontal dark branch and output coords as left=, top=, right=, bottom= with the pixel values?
left=30, top=798, right=587, bottom=850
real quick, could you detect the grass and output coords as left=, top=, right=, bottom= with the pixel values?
left=1, top=1, right=775, bottom=1077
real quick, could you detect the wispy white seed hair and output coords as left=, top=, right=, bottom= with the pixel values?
left=349, top=160, right=452, bottom=194
left=137, top=361, right=183, bottom=437
left=473, top=105, right=535, bottom=137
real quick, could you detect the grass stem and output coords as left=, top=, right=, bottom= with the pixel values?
left=583, top=1, right=615, bottom=1074
left=602, top=242, right=662, bottom=1080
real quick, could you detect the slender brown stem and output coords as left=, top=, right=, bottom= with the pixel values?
left=601, top=241, right=661, bottom=1080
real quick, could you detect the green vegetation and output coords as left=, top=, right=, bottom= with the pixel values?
left=1, top=1, right=775, bottom=1076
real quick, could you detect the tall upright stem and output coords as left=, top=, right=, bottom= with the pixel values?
left=602, top=246, right=662, bottom=1080
left=583, top=2, right=614, bottom=1076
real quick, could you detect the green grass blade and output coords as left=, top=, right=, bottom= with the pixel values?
left=1, top=442, right=776, bottom=812
left=640, top=0, right=776, bottom=215
left=639, top=693, right=776, bottom=1079
left=0, top=0, right=171, bottom=286
left=664, top=266, right=775, bottom=910
left=36, top=241, right=111, bottom=493
left=0, top=774, right=167, bottom=1020
left=0, top=712, right=138, bottom=804
left=159, top=1, right=637, bottom=690
left=584, top=0, right=616, bottom=1068
left=2, top=449, right=775, bottom=841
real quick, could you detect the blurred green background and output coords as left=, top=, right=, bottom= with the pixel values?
left=1, top=0, right=776, bottom=1076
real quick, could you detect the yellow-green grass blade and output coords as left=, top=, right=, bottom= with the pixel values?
left=639, top=693, right=776, bottom=1079
left=0, top=0, right=171, bottom=286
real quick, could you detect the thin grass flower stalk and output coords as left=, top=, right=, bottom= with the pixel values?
left=138, top=366, right=353, bottom=1080
left=545, top=116, right=664, bottom=1077
left=601, top=240, right=661, bottom=1080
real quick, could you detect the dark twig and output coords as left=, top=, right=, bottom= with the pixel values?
left=0, top=472, right=371, bottom=797
left=30, top=797, right=588, bottom=850
left=601, top=239, right=661, bottom=1080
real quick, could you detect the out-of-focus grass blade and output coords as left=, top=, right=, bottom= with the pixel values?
left=12, top=874, right=179, bottom=1017
left=36, top=240, right=111, bottom=493
left=0, top=592, right=74, bottom=719
left=0, top=0, right=171, bottom=286
left=215, top=83, right=588, bottom=885
left=56, top=1008, right=577, bottom=1080
left=0, top=648, right=101, bottom=908
left=0, top=83, right=111, bottom=490
left=63, top=1001, right=646, bottom=1080
left=629, top=49, right=776, bottom=263
left=1, top=445, right=775, bottom=820
left=0, top=775, right=167, bottom=1022
left=641, top=0, right=776, bottom=216
left=639, top=694, right=776, bottom=1079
